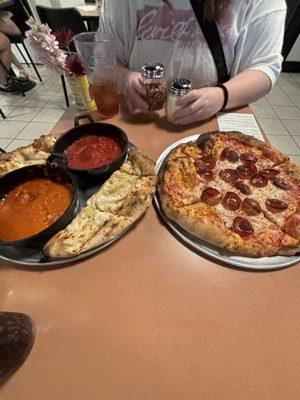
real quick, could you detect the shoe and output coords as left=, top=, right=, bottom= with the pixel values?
left=10, top=77, right=36, bottom=92
left=0, top=82, right=17, bottom=93
left=17, top=69, right=29, bottom=82
left=0, top=77, right=36, bottom=93
left=0, top=312, right=35, bottom=383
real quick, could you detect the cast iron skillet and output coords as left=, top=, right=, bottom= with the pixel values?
left=49, top=115, right=129, bottom=182
left=0, top=164, right=79, bottom=249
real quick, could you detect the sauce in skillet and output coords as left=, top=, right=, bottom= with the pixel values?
left=66, top=135, right=122, bottom=170
left=0, top=178, right=72, bottom=242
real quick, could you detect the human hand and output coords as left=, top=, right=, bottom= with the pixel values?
left=172, top=87, right=225, bottom=125
left=122, top=71, right=149, bottom=114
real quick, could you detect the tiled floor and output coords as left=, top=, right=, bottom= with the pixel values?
left=0, top=65, right=70, bottom=152
left=252, top=72, right=300, bottom=164
left=0, top=67, right=300, bottom=164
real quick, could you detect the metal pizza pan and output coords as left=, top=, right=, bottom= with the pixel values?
left=154, top=133, right=300, bottom=270
left=0, top=143, right=135, bottom=267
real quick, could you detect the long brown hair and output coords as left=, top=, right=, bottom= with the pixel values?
left=163, top=0, right=230, bottom=21
left=204, top=0, right=230, bottom=21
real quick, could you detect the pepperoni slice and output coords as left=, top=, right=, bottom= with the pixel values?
left=272, top=178, right=290, bottom=190
left=259, top=168, right=280, bottom=179
left=251, top=174, right=268, bottom=188
left=220, top=147, right=239, bottom=163
left=232, top=217, right=254, bottom=236
left=195, top=155, right=216, bottom=174
left=226, top=149, right=239, bottom=163
left=201, top=187, right=222, bottom=206
left=222, top=192, right=241, bottom=211
left=234, top=181, right=252, bottom=195
left=202, top=171, right=214, bottom=181
left=219, top=169, right=239, bottom=184
left=240, top=152, right=258, bottom=163
left=202, top=155, right=216, bottom=167
left=241, top=198, right=262, bottom=216
left=220, top=147, right=230, bottom=161
left=266, top=199, right=288, bottom=213
left=236, top=162, right=257, bottom=179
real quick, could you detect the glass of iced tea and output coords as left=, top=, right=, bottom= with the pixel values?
left=73, top=32, right=119, bottom=118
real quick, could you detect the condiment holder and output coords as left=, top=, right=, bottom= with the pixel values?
left=165, top=78, right=192, bottom=123
left=141, top=63, right=167, bottom=111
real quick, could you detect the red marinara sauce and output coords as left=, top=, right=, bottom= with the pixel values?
left=66, top=135, right=122, bottom=170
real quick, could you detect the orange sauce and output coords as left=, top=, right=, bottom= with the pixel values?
left=0, top=178, right=72, bottom=242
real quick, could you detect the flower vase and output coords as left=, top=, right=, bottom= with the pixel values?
left=66, top=74, right=95, bottom=111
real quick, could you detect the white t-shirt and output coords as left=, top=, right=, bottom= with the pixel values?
left=99, top=0, right=286, bottom=88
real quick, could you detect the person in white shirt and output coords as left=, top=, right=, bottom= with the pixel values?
left=99, top=0, right=286, bottom=125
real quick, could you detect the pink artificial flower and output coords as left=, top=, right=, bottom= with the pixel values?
left=65, top=54, right=85, bottom=77
left=25, top=18, right=66, bottom=74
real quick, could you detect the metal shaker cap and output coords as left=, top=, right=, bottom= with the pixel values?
left=141, top=63, right=165, bottom=79
left=169, top=78, right=192, bottom=96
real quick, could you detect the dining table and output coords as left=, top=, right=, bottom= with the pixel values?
left=76, top=3, right=100, bottom=31
left=77, top=3, right=100, bottom=19
left=0, top=101, right=300, bottom=400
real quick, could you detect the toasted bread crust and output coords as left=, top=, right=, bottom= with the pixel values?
left=44, top=148, right=157, bottom=258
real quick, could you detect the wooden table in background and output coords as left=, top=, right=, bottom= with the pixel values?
left=1, top=102, right=299, bottom=400
left=77, top=3, right=100, bottom=31
left=77, top=3, right=100, bottom=18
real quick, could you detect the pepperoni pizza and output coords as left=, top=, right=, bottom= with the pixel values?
left=159, top=131, right=300, bottom=257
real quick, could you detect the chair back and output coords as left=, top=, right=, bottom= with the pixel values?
left=282, top=0, right=300, bottom=59
left=36, top=5, right=87, bottom=52
left=6, top=0, right=33, bottom=36
left=36, top=5, right=87, bottom=35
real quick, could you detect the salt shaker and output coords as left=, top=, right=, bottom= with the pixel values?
left=165, top=78, right=192, bottom=123
left=141, top=63, right=167, bottom=111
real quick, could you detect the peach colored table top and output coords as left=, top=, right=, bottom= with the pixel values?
left=1, top=103, right=299, bottom=400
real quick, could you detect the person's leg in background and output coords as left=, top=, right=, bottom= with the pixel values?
left=0, top=15, right=21, bottom=36
left=0, top=32, right=12, bottom=87
left=11, top=53, right=28, bottom=80
left=0, top=17, right=29, bottom=81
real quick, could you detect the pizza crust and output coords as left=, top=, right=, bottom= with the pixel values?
left=0, top=133, right=60, bottom=177
left=44, top=148, right=157, bottom=258
left=32, top=133, right=60, bottom=153
left=82, top=176, right=157, bottom=252
left=198, top=130, right=287, bottom=165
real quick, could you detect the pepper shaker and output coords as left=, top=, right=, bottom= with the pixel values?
left=141, top=63, right=167, bottom=111
left=165, top=78, right=192, bottom=123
